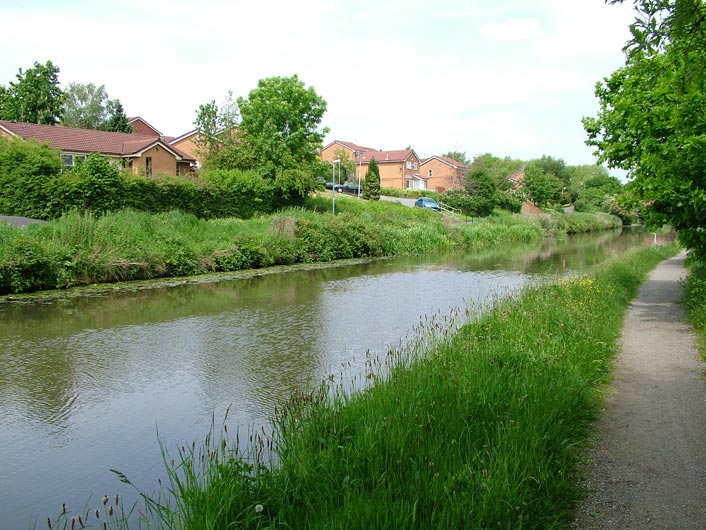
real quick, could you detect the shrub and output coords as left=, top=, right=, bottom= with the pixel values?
left=0, top=136, right=62, bottom=219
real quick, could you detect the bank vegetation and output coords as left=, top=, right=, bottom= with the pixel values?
left=0, top=196, right=621, bottom=295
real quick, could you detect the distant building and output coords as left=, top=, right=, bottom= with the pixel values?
left=0, top=120, right=196, bottom=177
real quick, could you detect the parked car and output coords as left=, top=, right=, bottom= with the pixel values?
left=325, top=181, right=344, bottom=192
left=414, top=197, right=441, bottom=212
left=342, top=181, right=363, bottom=195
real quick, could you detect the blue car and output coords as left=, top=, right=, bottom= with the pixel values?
left=414, top=197, right=441, bottom=212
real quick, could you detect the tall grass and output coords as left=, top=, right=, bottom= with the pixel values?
left=119, top=243, right=677, bottom=530
left=684, top=255, right=706, bottom=358
left=0, top=200, right=621, bottom=295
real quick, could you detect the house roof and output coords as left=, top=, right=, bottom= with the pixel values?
left=0, top=120, right=195, bottom=161
left=169, top=129, right=198, bottom=144
left=127, top=116, right=162, bottom=136
left=323, top=140, right=377, bottom=153
left=420, top=155, right=467, bottom=170
left=367, top=149, right=419, bottom=164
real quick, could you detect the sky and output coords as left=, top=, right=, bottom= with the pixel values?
left=0, top=0, right=636, bottom=174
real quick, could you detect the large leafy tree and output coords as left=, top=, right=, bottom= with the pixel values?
left=194, top=91, right=241, bottom=168
left=236, top=75, right=328, bottom=179
left=523, top=161, right=564, bottom=208
left=0, top=60, right=64, bottom=125
left=62, top=82, right=109, bottom=129
left=584, top=0, right=706, bottom=257
left=62, top=83, right=132, bottom=132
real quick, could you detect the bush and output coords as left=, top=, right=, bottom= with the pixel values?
left=0, top=136, right=62, bottom=219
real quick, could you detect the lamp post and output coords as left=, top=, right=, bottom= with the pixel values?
left=332, top=159, right=340, bottom=214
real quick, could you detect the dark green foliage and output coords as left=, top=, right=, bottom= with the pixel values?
left=55, top=153, right=126, bottom=214
left=102, top=99, right=132, bottom=133
left=362, top=157, right=380, bottom=200
left=586, top=0, right=706, bottom=258
left=523, top=162, right=564, bottom=208
left=237, top=75, right=328, bottom=179
left=0, top=60, right=64, bottom=125
left=0, top=135, right=62, bottom=218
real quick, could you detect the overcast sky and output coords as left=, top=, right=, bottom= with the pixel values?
left=1, top=0, right=636, bottom=172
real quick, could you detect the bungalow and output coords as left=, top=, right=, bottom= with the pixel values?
left=0, top=120, right=196, bottom=177
left=419, top=155, right=466, bottom=192
left=321, top=140, right=427, bottom=190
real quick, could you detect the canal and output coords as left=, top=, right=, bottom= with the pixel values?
left=0, top=228, right=645, bottom=528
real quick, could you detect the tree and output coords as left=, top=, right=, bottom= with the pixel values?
left=236, top=75, right=328, bottom=179
left=62, top=83, right=109, bottom=129
left=442, top=151, right=470, bottom=166
left=523, top=162, right=563, bottom=208
left=467, top=153, right=524, bottom=190
left=102, top=99, right=132, bottom=133
left=362, top=157, right=380, bottom=200
left=0, top=60, right=64, bottom=125
left=584, top=0, right=706, bottom=257
left=193, top=91, right=245, bottom=170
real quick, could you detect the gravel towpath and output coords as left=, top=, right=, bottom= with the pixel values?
left=573, top=251, right=706, bottom=529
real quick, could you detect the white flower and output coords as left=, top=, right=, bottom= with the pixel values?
left=255, top=504, right=264, bottom=513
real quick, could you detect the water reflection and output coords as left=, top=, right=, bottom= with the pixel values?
left=0, top=228, right=647, bottom=529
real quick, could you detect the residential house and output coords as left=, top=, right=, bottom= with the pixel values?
left=166, top=129, right=201, bottom=168
left=321, top=140, right=427, bottom=190
left=0, top=120, right=196, bottom=177
left=419, top=155, right=466, bottom=192
left=127, top=116, right=161, bottom=137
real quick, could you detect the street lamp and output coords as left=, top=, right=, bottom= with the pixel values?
left=332, top=159, right=340, bottom=214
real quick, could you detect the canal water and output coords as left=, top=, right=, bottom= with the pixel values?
left=0, top=229, right=645, bottom=528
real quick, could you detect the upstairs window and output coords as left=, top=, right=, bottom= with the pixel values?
left=406, top=161, right=412, bottom=169
left=428, top=169, right=433, bottom=177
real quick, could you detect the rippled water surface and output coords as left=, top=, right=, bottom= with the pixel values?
left=0, top=229, right=647, bottom=528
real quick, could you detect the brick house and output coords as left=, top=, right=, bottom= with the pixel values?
left=419, top=155, right=467, bottom=192
left=321, top=140, right=427, bottom=190
left=0, top=120, right=196, bottom=177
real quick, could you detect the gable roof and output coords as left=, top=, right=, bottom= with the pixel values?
left=420, top=155, right=467, bottom=170
left=325, top=140, right=377, bottom=153
left=0, top=120, right=195, bottom=161
left=367, top=149, right=419, bottom=163
left=127, top=116, right=162, bottom=136
left=169, top=129, right=198, bottom=144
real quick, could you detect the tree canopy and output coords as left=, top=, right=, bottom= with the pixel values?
left=0, top=60, right=64, bottom=125
left=61, top=83, right=132, bottom=132
left=584, top=0, right=706, bottom=256
left=237, top=75, right=328, bottom=178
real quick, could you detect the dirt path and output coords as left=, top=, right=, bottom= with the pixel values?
left=573, top=251, right=706, bottom=529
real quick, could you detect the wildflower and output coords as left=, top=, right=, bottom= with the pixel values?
left=255, top=504, right=264, bottom=513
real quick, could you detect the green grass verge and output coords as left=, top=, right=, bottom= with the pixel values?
left=0, top=198, right=621, bottom=295
left=104, top=243, right=676, bottom=530
left=684, top=255, right=706, bottom=359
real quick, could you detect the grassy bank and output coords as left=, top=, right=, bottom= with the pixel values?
left=685, top=256, right=706, bottom=359
left=70, top=244, right=673, bottom=530
left=1, top=196, right=620, bottom=295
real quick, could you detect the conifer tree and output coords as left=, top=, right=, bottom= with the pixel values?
left=362, top=157, right=380, bottom=200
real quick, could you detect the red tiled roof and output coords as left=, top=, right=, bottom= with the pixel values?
left=366, top=149, right=415, bottom=163
left=420, top=155, right=467, bottom=169
left=0, top=120, right=195, bottom=161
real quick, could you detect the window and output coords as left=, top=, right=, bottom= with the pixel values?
left=61, top=153, right=86, bottom=170
left=405, top=178, right=412, bottom=189
left=406, top=161, right=412, bottom=170
left=146, top=157, right=152, bottom=177
left=428, top=169, right=433, bottom=178
left=413, top=162, right=418, bottom=170
left=176, top=163, right=180, bottom=176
